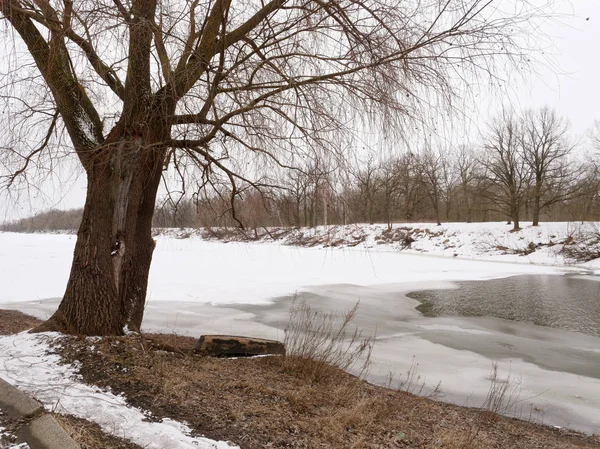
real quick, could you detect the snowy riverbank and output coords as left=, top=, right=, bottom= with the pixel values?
left=0, top=225, right=585, bottom=308
left=162, top=221, right=600, bottom=270
left=0, top=331, right=238, bottom=449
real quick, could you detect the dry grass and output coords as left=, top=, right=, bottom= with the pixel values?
left=2, top=309, right=598, bottom=449
left=283, top=298, right=373, bottom=382
left=53, top=333, right=600, bottom=449
left=387, top=356, right=441, bottom=398
left=0, top=310, right=144, bottom=449
left=0, top=412, right=19, bottom=449
left=55, top=414, right=143, bottom=449
left=0, top=310, right=41, bottom=335
left=480, top=362, right=522, bottom=421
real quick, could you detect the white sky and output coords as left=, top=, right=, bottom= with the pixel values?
left=505, top=0, right=599, bottom=136
left=1, top=0, right=599, bottom=221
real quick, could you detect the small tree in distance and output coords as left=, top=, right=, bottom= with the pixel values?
left=0, top=0, right=546, bottom=335
left=520, top=107, right=577, bottom=226
left=454, top=144, right=483, bottom=223
left=481, top=112, right=531, bottom=231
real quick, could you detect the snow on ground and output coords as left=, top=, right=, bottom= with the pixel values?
left=585, top=257, right=600, bottom=275
left=0, top=224, right=584, bottom=308
left=195, top=221, right=600, bottom=267
left=0, top=332, right=238, bottom=449
left=0, top=221, right=596, bottom=307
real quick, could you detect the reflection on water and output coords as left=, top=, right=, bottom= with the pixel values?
left=407, top=275, right=600, bottom=337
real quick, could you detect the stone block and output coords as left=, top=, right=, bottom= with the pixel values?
left=195, top=335, right=285, bottom=357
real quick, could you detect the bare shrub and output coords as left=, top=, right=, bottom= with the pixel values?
left=560, top=222, right=600, bottom=263
left=394, top=356, right=442, bottom=399
left=283, top=298, right=373, bottom=382
left=376, top=227, right=415, bottom=248
left=481, top=362, right=522, bottom=420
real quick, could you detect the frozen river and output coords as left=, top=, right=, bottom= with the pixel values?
left=1, top=233, right=599, bottom=433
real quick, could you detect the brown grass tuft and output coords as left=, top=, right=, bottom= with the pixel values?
left=55, top=414, right=143, bottom=449
left=0, top=310, right=41, bottom=335
left=282, top=298, right=373, bottom=382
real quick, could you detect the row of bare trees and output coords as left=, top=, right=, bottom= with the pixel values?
left=150, top=108, right=599, bottom=231
left=6, top=108, right=598, bottom=233
left=483, top=108, right=581, bottom=230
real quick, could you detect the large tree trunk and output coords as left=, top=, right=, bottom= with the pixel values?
left=511, top=201, right=520, bottom=231
left=532, top=182, right=542, bottom=226
left=508, top=184, right=521, bottom=231
left=532, top=202, right=540, bottom=226
left=37, top=130, right=166, bottom=335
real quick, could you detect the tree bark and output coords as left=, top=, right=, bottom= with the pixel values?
left=511, top=200, right=520, bottom=231
left=38, top=158, right=121, bottom=334
left=532, top=181, right=542, bottom=226
left=37, top=128, right=167, bottom=335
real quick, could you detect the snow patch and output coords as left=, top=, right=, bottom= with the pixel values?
left=0, top=332, right=239, bottom=449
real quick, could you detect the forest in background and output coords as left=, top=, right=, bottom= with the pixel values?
left=3, top=109, right=599, bottom=233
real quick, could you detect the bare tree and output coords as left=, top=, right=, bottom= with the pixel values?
left=520, top=107, right=576, bottom=226
left=377, top=156, right=402, bottom=229
left=394, top=150, right=426, bottom=221
left=1, top=0, right=541, bottom=335
left=282, top=169, right=310, bottom=227
left=575, top=149, right=600, bottom=221
left=420, top=146, right=445, bottom=225
left=440, top=149, right=458, bottom=221
left=482, top=112, right=531, bottom=231
left=351, top=154, right=382, bottom=223
left=454, top=144, right=483, bottom=222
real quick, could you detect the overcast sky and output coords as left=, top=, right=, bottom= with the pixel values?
left=507, top=0, right=599, bottom=136
left=1, top=0, right=599, bottom=221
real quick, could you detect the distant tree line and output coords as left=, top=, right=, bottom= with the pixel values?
left=155, top=108, right=600, bottom=231
left=3, top=108, right=599, bottom=233
left=1, top=208, right=83, bottom=232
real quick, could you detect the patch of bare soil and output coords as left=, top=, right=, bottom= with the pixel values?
left=0, top=409, right=19, bottom=448
left=0, top=309, right=41, bottom=335
left=54, top=333, right=600, bottom=449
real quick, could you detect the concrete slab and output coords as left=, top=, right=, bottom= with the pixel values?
left=0, top=378, right=79, bottom=449
left=17, top=414, right=80, bottom=449
left=0, top=378, right=42, bottom=419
